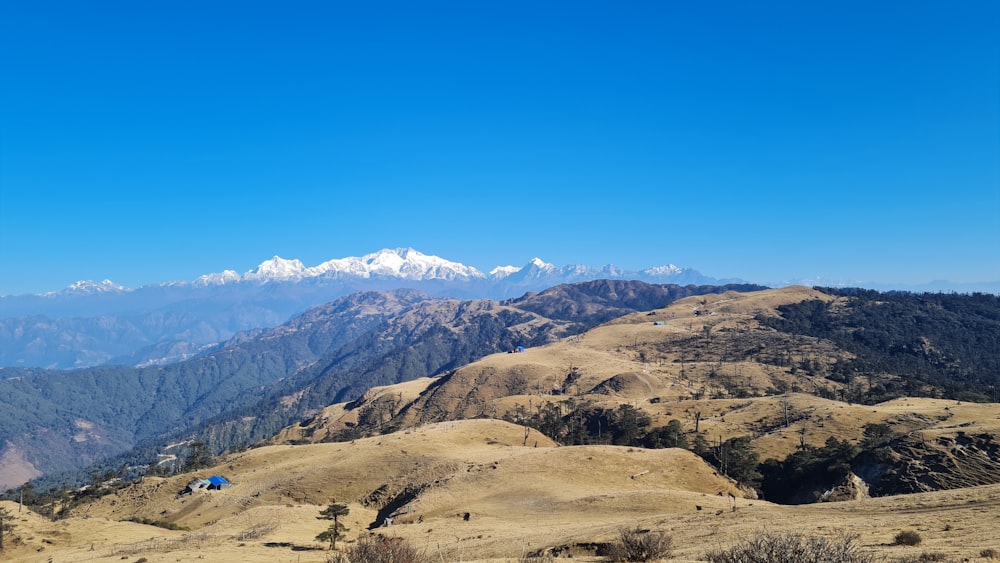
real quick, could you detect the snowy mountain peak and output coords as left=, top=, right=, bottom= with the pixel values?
left=528, top=257, right=556, bottom=271
left=642, top=264, right=684, bottom=277
left=489, top=265, right=521, bottom=279
left=360, top=247, right=485, bottom=280
left=51, top=279, right=130, bottom=295
left=170, top=249, right=718, bottom=291
left=193, top=270, right=241, bottom=286
left=244, top=256, right=310, bottom=281
left=269, top=248, right=487, bottom=282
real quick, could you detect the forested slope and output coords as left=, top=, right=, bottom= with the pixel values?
left=758, top=288, right=1000, bottom=401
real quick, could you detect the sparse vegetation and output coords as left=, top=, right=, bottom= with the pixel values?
left=340, top=534, right=424, bottom=563
left=894, top=530, right=923, bottom=546
left=705, top=531, right=880, bottom=563
left=518, top=553, right=556, bottom=563
left=606, top=526, right=673, bottom=562
left=894, top=553, right=949, bottom=562
left=127, top=517, right=189, bottom=531
left=0, top=507, right=15, bottom=550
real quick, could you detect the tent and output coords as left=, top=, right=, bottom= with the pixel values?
left=206, top=475, right=231, bottom=490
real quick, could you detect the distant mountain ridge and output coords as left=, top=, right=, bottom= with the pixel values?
left=33, top=247, right=714, bottom=292
left=0, top=248, right=736, bottom=369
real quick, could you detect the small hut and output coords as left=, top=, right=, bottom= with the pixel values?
left=183, top=478, right=211, bottom=494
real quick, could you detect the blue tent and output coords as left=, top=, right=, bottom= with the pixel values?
left=206, top=475, right=231, bottom=489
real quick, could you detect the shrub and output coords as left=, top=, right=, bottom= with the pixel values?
left=982, top=548, right=998, bottom=560
left=344, top=534, right=424, bottom=563
left=893, top=531, right=922, bottom=546
left=127, top=517, right=189, bottom=531
left=706, top=531, right=880, bottom=563
left=606, top=526, right=673, bottom=562
left=894, top=553, right=949, bottom=563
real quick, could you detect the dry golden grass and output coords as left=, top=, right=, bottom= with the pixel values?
left=4, top=425, right=1000, bottom=562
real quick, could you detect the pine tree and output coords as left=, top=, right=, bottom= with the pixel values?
left=316, top=502, right=350, bottom=550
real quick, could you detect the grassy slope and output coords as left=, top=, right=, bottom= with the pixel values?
left=2, top=420, right=999, bottom=561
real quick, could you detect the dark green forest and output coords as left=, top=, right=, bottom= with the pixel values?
left=756, top=288, right=1000, bottom=402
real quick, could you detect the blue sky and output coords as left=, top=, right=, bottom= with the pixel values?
left=1, top=1, right=998, bottom=295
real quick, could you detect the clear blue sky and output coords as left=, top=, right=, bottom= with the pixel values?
left=1, top=1, right=998, bottom=295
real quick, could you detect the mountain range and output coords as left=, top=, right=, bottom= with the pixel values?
left=0, top=280, right=763, bottom=489
left=0, top=248, right=735, bottom=369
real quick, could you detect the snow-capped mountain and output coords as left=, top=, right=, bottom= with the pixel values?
left=243, top=256, right=311, bottom=282
left=486, top=257, right=697, bottom=287
left=16, top=248, right=729, bottom=302
left=193, top=248, right=487, bottom=285
left=643, top=265, right=684, bottom=277
left=18, top=248, right=726, bottom=301
left=489, top=265, right=522, bottom=279
left=45, top=279, right=131, bottom=296
left=312, top=248, right=486, bottom=281
left=190, top=248, right=704, bottom=287
left=193, top=269, right=241, bottom=286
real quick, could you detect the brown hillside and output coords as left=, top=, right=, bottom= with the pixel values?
left=275, top=285, right=1000, bottom=493
left=278, top=287, right=849, bottom=447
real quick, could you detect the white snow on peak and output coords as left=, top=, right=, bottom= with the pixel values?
left=53, top=279, right=130, bottom=295
left=184, top=249, right=698, bottom=288
left=193, top=269, right=241, bottom=286
left=489, top=265, right=522, bottom=279
left=642, top=264, right=684, bottom=277
left=230, top=248, right=486, bottom=283
left=598, top=264, right=628, bottom=276
left=316, top=248, right=486, bottom=280
left=244, top=256, right=310, bottom=281
left=527, top=257, right=556, bottom=271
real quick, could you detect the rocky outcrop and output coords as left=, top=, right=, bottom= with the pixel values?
left=854, top=432, right=1000, bottom=496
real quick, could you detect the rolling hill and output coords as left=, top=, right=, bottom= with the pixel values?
left=2, top=419, right=999, bottom=561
